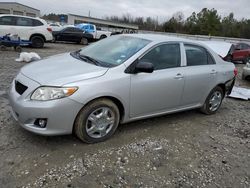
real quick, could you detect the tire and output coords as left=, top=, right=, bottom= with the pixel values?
left=200, top=86, right=224, bottom=115
left=31, top=36, right=44, bottom=48
left=0, top=45, right=6, bottom=51
left=100, top=35, right=107, bottom=39
left=14, top=46, right=22, bottom=53
left=80, top=37, right=88, bottom=45
left=74, top=98, right=120, bottom=143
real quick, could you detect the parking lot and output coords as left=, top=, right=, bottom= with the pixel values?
left=0, top=42, right=250, bottom=188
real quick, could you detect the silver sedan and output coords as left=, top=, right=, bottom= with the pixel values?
left=9, top=34, right=236, bottom=143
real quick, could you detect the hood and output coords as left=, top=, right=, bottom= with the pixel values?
left=21, top=53, right=108, bottom=86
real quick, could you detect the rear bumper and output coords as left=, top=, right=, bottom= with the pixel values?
left=225, top=77, right=235, bottom=95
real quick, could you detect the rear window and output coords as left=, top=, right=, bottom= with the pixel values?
left=16, top=17, right=33, bottom=26
left=33, top=19, right=43, bottom=26
left=185, top=44, right=215, bottom=66
left=16, top=17, right=43, bottom=26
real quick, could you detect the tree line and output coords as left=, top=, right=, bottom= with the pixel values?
left=105, top=8, right=250, bottom=39
left=42, top=8, right=250, bottom=39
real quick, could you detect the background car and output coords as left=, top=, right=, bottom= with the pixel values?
left=227, top=42, right=250, bottom=63
left=9, top=34, right=236, bottom=143
left=76, top=23, right=112, bottom=40
left=52, top=27, right=93, bottom=44
left=242, top=63, right=250, bottom=80
left=0, top=14, right=53, bottom=48
left=48, top=23, right=62, bottom=31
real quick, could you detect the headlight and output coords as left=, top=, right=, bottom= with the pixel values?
left=31, top=86, right=78, bottom=101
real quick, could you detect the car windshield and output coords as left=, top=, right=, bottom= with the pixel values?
left=79, top=35, right=151, bottom=67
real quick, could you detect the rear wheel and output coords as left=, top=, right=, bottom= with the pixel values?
left=31, top=36, right=44, bottom=48
left=80, top=37, right=88, bottom=45
left=100, top=35, right=107, bottom=39
left=74, top=99, right=120, bottom=143
left=0, top=45, right=6, bottom=51
left=200, top=86, right=224, bottom=115
left=14, top=46, right=22, bottom=52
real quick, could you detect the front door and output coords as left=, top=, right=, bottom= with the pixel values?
left=130, top=43, right=185, bottom=118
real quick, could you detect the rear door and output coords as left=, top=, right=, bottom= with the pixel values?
left=72, top=28, right=83, bottom=42
left=60, top=28, right=74, bottom=41
left=14, top=16, right=34, bottom=40
left=180, top=44, right=218, bottom=107
left=130, top=43, right=185, bottom=117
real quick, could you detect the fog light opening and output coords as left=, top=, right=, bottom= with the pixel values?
left=35, top=118, right=47, bottom=128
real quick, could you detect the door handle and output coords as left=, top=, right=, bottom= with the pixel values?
left=174, top=73, right=184, bottom=79
left=210, top=69, right=217, bottom=75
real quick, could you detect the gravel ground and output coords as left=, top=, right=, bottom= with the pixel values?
left=0, top=43, right=250, bottom=188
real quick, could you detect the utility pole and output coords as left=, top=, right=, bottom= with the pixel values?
left=88, top=10, right=91, bottom=17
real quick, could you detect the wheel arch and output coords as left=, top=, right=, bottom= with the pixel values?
left=217, top=83, right=226, bottom=96
left=100, top=34, right=107, bottom=39
left=29, top=34, right=46, bottom=42
left=73, top=95, right=125, bottom=132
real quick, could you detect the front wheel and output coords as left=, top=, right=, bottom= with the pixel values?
left=200, top=86, right=224, bottom=115
left=74, top=99, right=120, bottom=143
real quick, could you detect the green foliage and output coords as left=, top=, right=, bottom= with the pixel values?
left=163, top=8, right=250, bottom=39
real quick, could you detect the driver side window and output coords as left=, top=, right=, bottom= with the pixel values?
left=140, top=43, right=181, bottom=70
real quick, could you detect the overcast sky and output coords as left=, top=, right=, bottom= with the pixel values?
left=7, top=0, right=250, bottom=22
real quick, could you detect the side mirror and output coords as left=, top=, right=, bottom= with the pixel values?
left=135, top=61, right=154, bottom=73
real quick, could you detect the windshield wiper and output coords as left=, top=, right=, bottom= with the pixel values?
left=79, top=54, right=101, bottom=66
left=71, top=50, right=113, bottom=67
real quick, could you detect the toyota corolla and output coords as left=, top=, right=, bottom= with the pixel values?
left=9, top=34, right=236, bottom=143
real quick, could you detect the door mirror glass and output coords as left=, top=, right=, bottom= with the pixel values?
left=135, top=61, right=154, bottom=73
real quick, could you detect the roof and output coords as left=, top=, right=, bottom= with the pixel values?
left=0, top=14, right=45, bottom=22
left=126, top=33, right=194, bottom=43
left=0, top=2, right=40, bottom=11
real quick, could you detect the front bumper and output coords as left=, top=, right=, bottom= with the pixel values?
left=8, top=73, right=83, bottom=136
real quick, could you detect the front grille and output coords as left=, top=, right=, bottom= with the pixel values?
left=15, top=81, right=28, bottom=95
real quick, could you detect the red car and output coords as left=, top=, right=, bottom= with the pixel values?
left=227, top=43, right=250, bottom=63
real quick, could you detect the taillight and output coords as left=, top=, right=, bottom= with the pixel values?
left=47, top=28, right=52, bottom=32
left=234, top=67, right=238, bottom=76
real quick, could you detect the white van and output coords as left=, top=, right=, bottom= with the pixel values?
left=0, top=14, right=53, bottom=48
